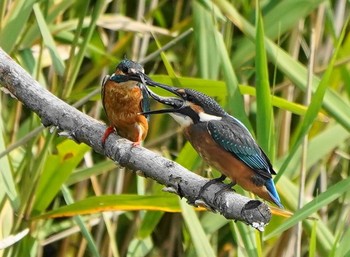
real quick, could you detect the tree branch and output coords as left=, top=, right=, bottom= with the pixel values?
left=0, top=48, right=271, bottom=231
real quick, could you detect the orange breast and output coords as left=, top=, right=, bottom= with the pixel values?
left=103, top=80, right=148, bottom=142
left=184, top=124, right=274, bottom=204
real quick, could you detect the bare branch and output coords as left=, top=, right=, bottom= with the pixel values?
left=0, top=48, right=271, bottom=231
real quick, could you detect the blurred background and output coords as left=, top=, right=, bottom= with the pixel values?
left=0, top=0, right=350, bottom=256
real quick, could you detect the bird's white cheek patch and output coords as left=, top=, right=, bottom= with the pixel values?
left=129, top=68, right=145, bottom=74
left=198, top=112, right=222, bottom=122
left=170, top=113, right=193, bottom=127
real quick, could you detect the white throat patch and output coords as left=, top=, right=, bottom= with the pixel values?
left=169, top=111, right=222, bottom=127
left=170, top=113, right=193, bottom=127
left=198, top=112, right=222, bottom=122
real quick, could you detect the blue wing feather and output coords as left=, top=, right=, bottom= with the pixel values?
left=207, top=116, right=283, bottom=207
left=207, top=116, right=275, bottom=179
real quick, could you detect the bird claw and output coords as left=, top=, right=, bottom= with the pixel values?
left=192, top=177, right=236, bottom=212
left=213, top=182, right=236, bottom=200
left=195, top=175, right=227, bottom=202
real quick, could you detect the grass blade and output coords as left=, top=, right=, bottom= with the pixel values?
left=265, top=176, right=350, bottom=239
left=276, top=16, right=349, bottom=180
left=180, top=199, right=216, bottom=257
left=33, top=3, right=65, bottom=76
left=61, top=185, right=101, bottom=257
left=193, top=1, right=220, bottom=79
left=0, top=0, right=36, bottom=53
left=232, top=0, right=326, bottom=67
left=309, top=221, right=317, bottom=257
left=34, top=194, right=181, bottom=219
left=255, top=4, right=274, bottom=156
left=63, top=0, right=105, bottom=97
left=33, top=140, right=90, bottom=211
left=0, top=110, right=19, bottom=210
left=214, top=0, right=350, bottom=132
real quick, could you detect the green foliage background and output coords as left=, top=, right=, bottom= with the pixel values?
left=1, top=0, right=350, bottom=256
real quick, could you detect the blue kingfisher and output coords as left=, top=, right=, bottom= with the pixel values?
left=120, top=71, right=283, bottom=208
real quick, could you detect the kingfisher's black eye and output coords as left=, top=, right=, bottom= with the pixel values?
left=186, top=94, right=193, bottom=101
left=122, top=65, right=129, bottom=73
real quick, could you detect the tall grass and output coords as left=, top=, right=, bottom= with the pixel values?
left=1, top=0, right=350, bottom=256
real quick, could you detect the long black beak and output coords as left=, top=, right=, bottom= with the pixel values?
left=127, top=72, right=182, bottom=98
left=127, top=72, right=186, bottom=115
left=141, top=88, right=185, bottom=115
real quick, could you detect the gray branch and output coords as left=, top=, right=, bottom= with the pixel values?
left=0, top=48, right=271, bottom=231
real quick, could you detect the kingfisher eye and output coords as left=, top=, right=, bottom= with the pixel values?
left=186, top=94, right=193, bottom=101
left=122, top=66, right=129, bottom=73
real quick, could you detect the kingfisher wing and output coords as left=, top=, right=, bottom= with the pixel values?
left=207, top=117, right=274, bottom=178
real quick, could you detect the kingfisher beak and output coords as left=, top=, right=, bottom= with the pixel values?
left=126, top=72, right=186, bottom=115
left=141, top=91, right=185, bottom=115
left=128, top=73, right=182, bottom=95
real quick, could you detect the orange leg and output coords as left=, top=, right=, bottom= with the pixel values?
left=102, top=126, right=115, bottom=147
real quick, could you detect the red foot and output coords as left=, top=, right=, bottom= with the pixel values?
left=102, top=126, right=115, bottom=147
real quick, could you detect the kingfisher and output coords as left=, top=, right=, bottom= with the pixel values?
left=135, top=80, right=283, bottom=208
left=101, top=59, right=150, bottom=146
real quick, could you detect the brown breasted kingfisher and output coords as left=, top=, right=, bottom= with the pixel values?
left=101, top=59, right=150, bottom=146
left=134, top=78, right=283, bottom=208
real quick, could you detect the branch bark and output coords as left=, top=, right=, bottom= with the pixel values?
left=0, top=48, right=271, bottom=231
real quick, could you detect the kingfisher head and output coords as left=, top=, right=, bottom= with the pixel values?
left=115, top=59, right=145, bottom=76
left=142, top=84, right=227, bottom=127
left=108, top=59, right=148, bottom=85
